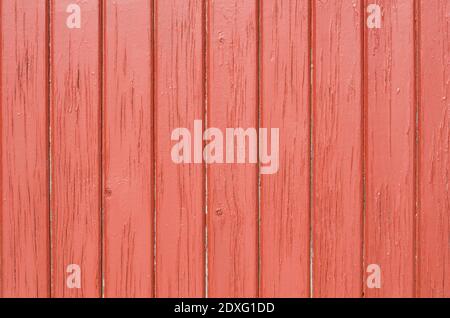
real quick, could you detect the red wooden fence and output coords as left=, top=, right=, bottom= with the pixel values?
left=0, top=0, right=448, bottom=298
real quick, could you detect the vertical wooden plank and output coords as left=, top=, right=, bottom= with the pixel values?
left=259, top=0, right=310, bottom=297
left=364, top=0, right=415, bottom=298
left=1, top=0, right=49, bottom=297
left=417, top=0, right=449, bottom=298
left=103, top=0, right=154, bottom=298
left=155, top=0, right=205, bottom=297
left=207, top=0, right=258, bottom=297
left=312, top=0, right=363, bottom=298
left=51, top=0, right=101, bottom=297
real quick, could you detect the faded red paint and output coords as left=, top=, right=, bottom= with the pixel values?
left=417, top=0, right=449, bottom=298
left=51, top=0, right=102, bottom=298
left=260, top=0, right=311, bottom=298
left=364, top=0, right=416, bottom=298
left=1, top=0, right=49, bottom=298
left=207, top=0, right=259, bottom=298
left=155, top=0, right=205, bottom=297
left=312, top=0, right=364, bottom=298
left=0, top=0, right=448, bottom=299
left=103, top=0, right=154, bottom=298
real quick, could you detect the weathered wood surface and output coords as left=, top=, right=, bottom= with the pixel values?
left=364, top=0, right=415, bottom=298
left=312, top=0, right=364, bottom=298
left=103, top=0, right=154, bottom=298
left=1, top=0, right=49, bottom=298
left=417, top=0, right=449, bottom=298
left=0, top=0, right=448, bottom=298
left=260, top=0, right=311, bottom=298
left=206, top=0, right=259, bottom=298
left=155, top=0, right=205, bottom=298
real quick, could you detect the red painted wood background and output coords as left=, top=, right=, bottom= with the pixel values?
left=0, top=0, right=448, bottom=298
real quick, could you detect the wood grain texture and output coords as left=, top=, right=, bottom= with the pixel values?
left=1, top=0, right=450, bottom=299
left=1, top=0, right=49, bottom=298
left=312, top=0, right=363, bottom=298
left=50, top=0, right=102, bottom=297
left=207, top=0, right=259, bottom=297
left=364, top=0, right=415, bottom=298
left=103, top=0, right=154, bottom=298
left=259, top=0, right=310, bottom=298
left=155, top=0, right=205, bottom=297
left=417, top=0, right=449, bottom=298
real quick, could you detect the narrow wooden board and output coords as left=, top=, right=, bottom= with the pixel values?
left=417, top=0, right=450, bottom=298
left=155, top=0, right=205, bottom=297
left=312, top=0, right=364, bottom=298
left=207, top=0, right=259, bottom=297
left=364, top=0, right=415, bottom=298
left=1, top=0, right=50, bottom=298
left=103, top=0, right=154, bottom=298
left=51, top=0, right=102, bottom=297
left=259, top=0, right=311, bottom=298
